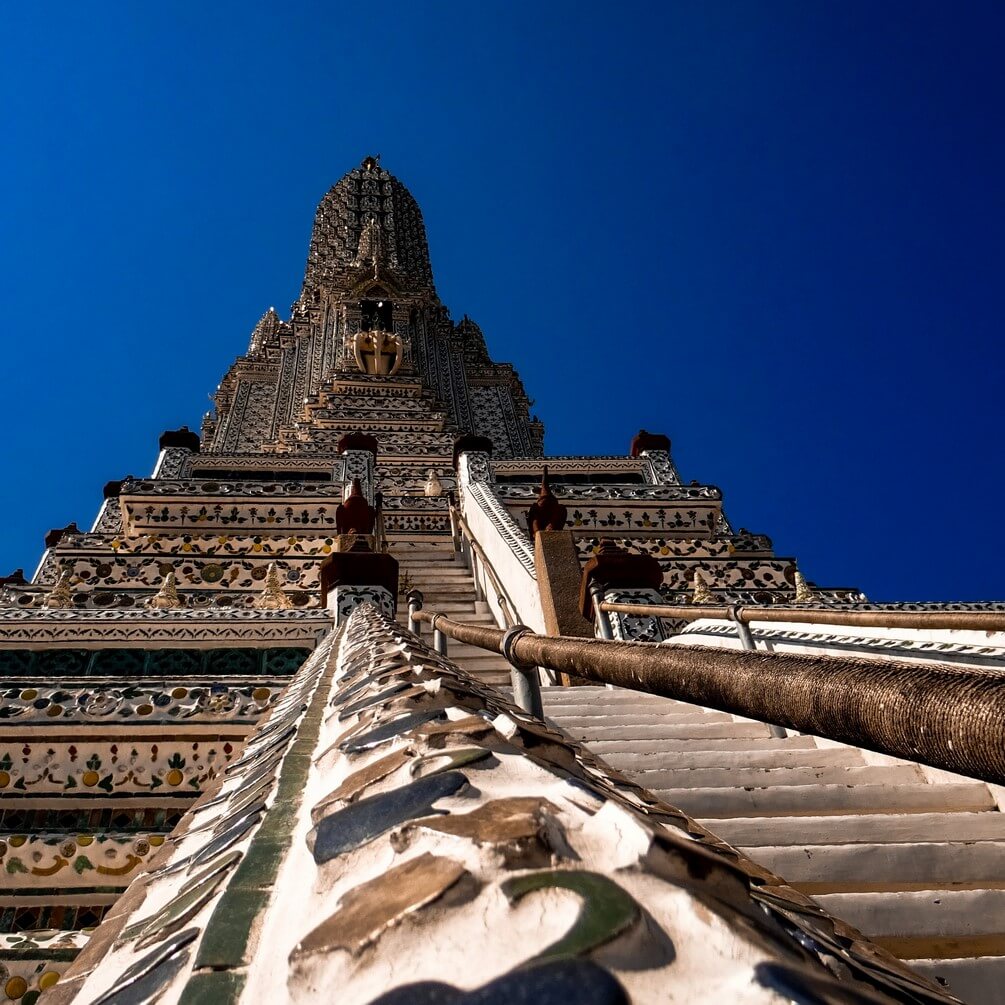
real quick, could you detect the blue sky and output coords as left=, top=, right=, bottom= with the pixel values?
left=2, top=2, right=1002, bottom=600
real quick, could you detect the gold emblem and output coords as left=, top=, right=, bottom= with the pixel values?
left=353, top=329, right=403, bottom=376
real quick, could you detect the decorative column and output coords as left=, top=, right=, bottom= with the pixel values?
left=452, top=433, right=495, bottom=490
left=579, top=540, right=667, bottom=642
left=319, top=537, right=398, bottom=625
left=152, top=426, right=200, bottom=479
left=630, top=429, right=680, bottom=486
left=336, top=432, right=378, bottom=504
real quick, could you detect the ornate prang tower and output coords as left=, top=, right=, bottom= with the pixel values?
left=1, top=158, right=1001, bottom=1005
left=206, top=154, right=542, bottom=465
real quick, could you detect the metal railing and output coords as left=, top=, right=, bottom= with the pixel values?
left=398, top=609, right=1005, bottom=786
left=406, top=593, right=544, bottom=719
left=597, top=601, right=1005, bottom=633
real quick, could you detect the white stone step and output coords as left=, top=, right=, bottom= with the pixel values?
left=814, top=889, right=1005, bottom=939
left=399, top=572, right=474, bottom=583
left=441, top=641, right=505, bottom=659
left=547, top=711, right=739, bottom=728
left=911, top=956, right=1005, bottom=1005
left=542, top=687, right=688, bottom=703
left=449, top=656, right=513, bottom=673
left=593, top=735, right=821, bottom=759
left=567, top=721, right=773, bottom=743
left=627, top=746, right=866, bottom=772
left=414, top=601, right=478, bottom=614
left=704, top=812, right=1005, bottom=846
left=391, top=552, right=459, bottom=562
left=629, top=764, right=920, bottom=790
left=660, top=783, right=994, bottom=818
left=746, top=840, right=1005, bottom=888
left=402, top=582, right=476, bottom=594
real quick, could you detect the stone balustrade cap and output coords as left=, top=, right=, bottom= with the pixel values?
left=452, top=434, right=494, bottom=470
left=579, top=541, right=664, bottom=619
left=158, top=426, right=201, bottom=452
left=336, top=432, right=379, bottom=457
left=320, top=544, right=399, bottom=605
left=630, top=429, right=671, bottom=457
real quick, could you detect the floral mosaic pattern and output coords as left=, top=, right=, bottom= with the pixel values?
left=0, top=739, right=238, bottom=794
left=1, top=831, right=164, bottom=888
left=0, top=678, right=288, bottom=722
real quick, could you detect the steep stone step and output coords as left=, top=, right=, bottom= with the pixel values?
left=567, top=721, right=774, bottom=743
left=705, top=812, right=1005, bottom=847
left=814, top=889, right=1005, bottom=939
left=626, top=746, right=866, bottom=772
left=658, top=783, right=994, bottom=818
left=911, top=956, right=1005, bottom=1005
left=587, top=735, right=820, bottom=758
left=448, top=656, right=513, bottom=674
left=747, top=841, right=1005, bottom=889
left=550, top=711, right=740, bottom=727
left=402, top=584, right=480, bottom=598
left=629, top=763, right=921, bottom=790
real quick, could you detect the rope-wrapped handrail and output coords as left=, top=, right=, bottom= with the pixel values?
left=413, top=610, right=1005, bottom=785
left=598, top=601, right=1005, bottom=633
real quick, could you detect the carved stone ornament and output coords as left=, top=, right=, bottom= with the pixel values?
left=352, top=329, right=402, bottom=376
left=253, top=563, right=294, bottom=610
left=423, top=469, right=444, bottom=497
left=793, top=569, right=817, bottom=603
left=146, top=571, right=185, bottom=609
left=42, top=568, right=75, bottom=609
left=691, top=570, right=715, bottom=605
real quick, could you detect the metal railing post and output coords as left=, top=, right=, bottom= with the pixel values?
left=431, top=614, right=448, bottom=657
left=447, top=493, right=462, bottom=553
left=501, top=625, right=544, bottom=719
left=406, top=589, right=424, bottom=635
left=729, top=605, right=786, bottom=739
left=589, top=580, right=615, bottom=640
left=470, top=549, right=485, bottom=603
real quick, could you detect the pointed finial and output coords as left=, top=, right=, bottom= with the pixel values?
left=793, top=569, right=816, bottom=603
left=690, top=569, right=715, bottom=604
left=539, top=464, right=552, bottom=497
left=253, top=563, right=293, bottom=610
left=42, top=568, right=75, bottom=609
left=146, top=571, right=184, bottom=609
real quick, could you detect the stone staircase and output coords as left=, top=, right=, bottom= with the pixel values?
left=390, top=537, right=514, bottom=688
left=387, top=535, right=1005, bottom=1003
left=540, top=686, right=1005, bottom=1005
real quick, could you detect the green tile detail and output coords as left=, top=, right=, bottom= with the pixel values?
left=231, top=841, right=286, bottom=890
left=179, top=969, right=246, bottom=1005
left=193, top=888, right=269, bottom=969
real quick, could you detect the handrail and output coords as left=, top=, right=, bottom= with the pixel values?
left=410, top=601, right=543, bottom=717
left=412, top=610, right=1005, bottom=785
left=465, top=481, right=537, bottom=577
left=450, top=503, right=521, bottom=629
left=598, top=601, right=1005, bottom=633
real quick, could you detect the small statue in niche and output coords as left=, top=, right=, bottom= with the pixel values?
left=424, top=470, right=444, bottom=497
left=355, top=215, right=384, bottom=276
